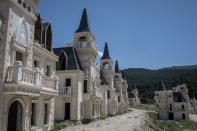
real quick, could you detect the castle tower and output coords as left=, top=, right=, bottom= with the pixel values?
left=100, top=42, right=114, bottom=88
left=114, top=60, right=123, bottom=94
left=73, top=8, right=98, bottom=77
left=73, top=8, right=99, bottom=96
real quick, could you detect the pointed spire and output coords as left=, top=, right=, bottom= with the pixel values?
left=115, top=60, right=120, bottom=73
left=75, top=8, right=90, bottom=33
left=157, top=80, right=166, bottom=91
left=101, top=42, right=111, bottom=60
left=121, top=71, right=125, bottom=79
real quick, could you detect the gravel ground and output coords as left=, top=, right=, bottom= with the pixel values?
left=61, top=109, right=146, bottom=131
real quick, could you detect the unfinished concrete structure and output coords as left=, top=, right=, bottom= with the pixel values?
left=154, top=80, right=189, bottom=120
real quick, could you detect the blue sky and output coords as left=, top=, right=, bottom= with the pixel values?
left=38, top=0, right=197, bottom=69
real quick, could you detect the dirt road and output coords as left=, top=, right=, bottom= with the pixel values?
left=62, top=109, right=146, bottom=131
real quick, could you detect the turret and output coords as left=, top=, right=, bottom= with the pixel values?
left=73, top=8, right=98, bottom=59
left=100, top=42, right=113, bottom=71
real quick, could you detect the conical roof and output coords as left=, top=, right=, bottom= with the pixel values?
left=115, top=60, right=120, bottom=73
left=157, top=80, right=166, bottom=91
left=75, top=8, right=90, bottom=33
left=101, top=42, right=111, bottom=60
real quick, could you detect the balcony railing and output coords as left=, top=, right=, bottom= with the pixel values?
left=59, top=86, right=71, bottom=96
left=5, top=61, right=58, bottom=92
left=93, top=88, right=103, bottom=100
left=74, top=42, right=97, bottom=50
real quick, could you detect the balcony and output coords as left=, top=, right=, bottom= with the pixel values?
left=93, top=88, right=103, bottom=100
left=59, top=86, right=72, bottom=97
left=4, top=61, right=58, bottom=96
left=74, top=42, right=98, bottom=56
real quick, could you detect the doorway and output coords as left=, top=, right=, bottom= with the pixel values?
left=64, top=103, right=70, bottom=120
left=7, top=101, right=23, bottom=131
left=168, top=112, right=174, bottom=120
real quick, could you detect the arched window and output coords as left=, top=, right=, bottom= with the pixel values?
left=34, top=14, right=42, bottom=43
left=46, top=24, right=52, bottom=51
left=182, top=105, right=185, bottom=111
left=15, top=18, right=28, bottom=46
left=59, top=52, right=66, bottom=70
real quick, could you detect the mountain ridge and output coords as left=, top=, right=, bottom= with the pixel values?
left=122, top=64, right=197, bottom=103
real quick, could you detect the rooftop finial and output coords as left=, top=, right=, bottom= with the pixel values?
left=75, top=8, right=90, bottom=33
left=101, top=42, right=111, bottom=60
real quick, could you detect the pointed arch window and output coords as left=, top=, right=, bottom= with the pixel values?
left=59, top=52, right=67, bottom=70
left=46, top=24, right=52, bottom=51
left=15, top=18, right=28, bottom=46
left=34, top=15, right=42, bottom=44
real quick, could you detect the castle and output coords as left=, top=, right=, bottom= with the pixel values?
left=0, top=0, right=129, bottom=130
left=53, top=8, right=129, bottom=121
left=154, top=80, right=190, bottom=120
left=128, top=85, right=140, bottom=107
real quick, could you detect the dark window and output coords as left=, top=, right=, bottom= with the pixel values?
left=170, top=104, right=172, bottom=111
left=44, top=103, right=49, bottom=125
left=92, top=104, right=94, bottom=116
left=182, top=105, right=185, bottom=111
left=46, top=65, right=50, bottom=77
left=107, top=91, right=110, bottom=99
left=169, top=113, right=174, bottom=120
left=182, top=114, right=185, bottom=120
left=65, top=78, right=71, bottom=87
left=157, top=113, right=159, bottom=119
left=34, top=60, right=39, bottom=68
left=31, top=103, right=36, bottom=126
left=46, top=25, right=52, bottom=51
left=83, top=80, right=88, bottom=93
left=59, top=53, right=66, bottom=70
left=118, top=96, right=120, bottom=102
left=157, top=104, right=159, bottom=108
left=23, top=2, right=26, bottom=8
left=18, top=0, right=22, bottom=4
left=169, top=95, right=171, bottom=97
left=27, top=6, right=31, bottom=12
left=34, top=15, right=42, bottom=43
left=16, top=51, right=23, bottom=62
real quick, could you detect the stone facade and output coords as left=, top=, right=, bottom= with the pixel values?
left=154, top=80, right=189, bottom=120
left=0, top=0, right=58, bottom=131
left=128, top=86, right=140, bottom=107
left=54, top=8, right=129, bottom=121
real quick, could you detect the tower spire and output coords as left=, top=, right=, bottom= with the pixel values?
left=157, top=80, right=166, bottom=91
left=101, top=42, right=111, bottom=60
left=75, top=8, right=90, bottom=33
left=115, top=60, right=120, bottom=73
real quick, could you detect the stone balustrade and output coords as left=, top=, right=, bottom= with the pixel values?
left=74, top=42, right=97, bottom=50
left=59, top=86, right=72, bottom=96
left=93, top=88, right=103, bottom=100
left=5, top=61, right=58, bottom=91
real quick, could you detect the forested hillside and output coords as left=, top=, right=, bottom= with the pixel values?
left=122, top=65, right=197, bottom=103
